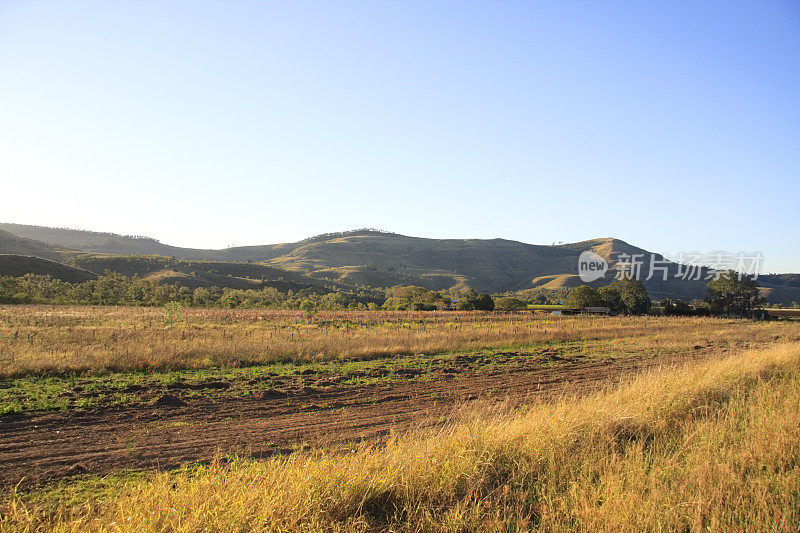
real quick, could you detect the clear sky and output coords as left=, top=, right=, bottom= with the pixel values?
left=1, top=1, right=798, bottom=272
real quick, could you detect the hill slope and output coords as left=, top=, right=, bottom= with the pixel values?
left=268, top=233, right=587, bottom=292
left=0, top=223, right=293, bottom=261
left=68, top=255, right=367, bottom=294
left=1, top=223, right=798, bottom=304
left=0, top=229, right=71, bottom=262
left=0, top=255, right=97, bottom=283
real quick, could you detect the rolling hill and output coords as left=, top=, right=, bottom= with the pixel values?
left=0, top=255, right=97, bottom=283
left=0, top=229, right=71, bottom=262
left=1, top=223, right=798, bottom=304
left=67, top=255, right=367, bottom=294
left=0, top=223, right=293, bottom=262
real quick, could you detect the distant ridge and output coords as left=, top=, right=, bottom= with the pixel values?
left=1, top=222, right=798, bottom=304
left=299, top=228, right=396, bottom=244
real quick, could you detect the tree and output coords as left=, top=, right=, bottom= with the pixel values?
left=473, top=293, right=495, bottom=311
left=0, top=276, right=25, bottom=303
left=690, top=299, right=711, bottom=316
left=598, top=278, right=651, bottom=315
left=458, top=289, right=495, bottom=311
left=706, top=270, right=763, bottom=317
left=219, top=290, right=243, bottom=308
left=495, top=297, right=527, bottom=311
left=530, top=294, right=548, bottom=305
left=564, top=285, right=603, bottom=309
left=92, top=271, right=129, bottom=305
left=597, top=284, right=621, bottom=312
left=299, top=299, right=317, bottom=319
left=383, top=286, right=449, bottom=310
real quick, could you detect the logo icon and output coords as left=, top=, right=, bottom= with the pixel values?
left=578, top=251, right=608, bottom=282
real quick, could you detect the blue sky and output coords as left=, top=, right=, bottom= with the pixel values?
left=1, top=1, right=798, bottom=272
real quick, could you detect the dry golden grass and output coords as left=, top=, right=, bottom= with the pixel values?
left=1, top=305, right=797, bottom=377
left=3, top=343, right=799, bottom=531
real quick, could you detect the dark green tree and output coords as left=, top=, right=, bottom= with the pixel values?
left=383, top=285, right=449, bottom=310
left=598, top=278, right=651, bottom=315
left=458, top=289, right=495, bottom=311
left=706, top=270, right=763, bottom=317
left=495, top=297, right=527, bottom=311
left=530, top=294, right=548, bottom=305
left=299, top=299, right=317, bottom=319
left=473, top=292, right=495, bottom=311
left=564, top=285, right=603, bottom=310
left=92, top=271, right=129, bottom=305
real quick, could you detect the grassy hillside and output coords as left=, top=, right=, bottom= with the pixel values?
left=0, top=226, right=372, bottom=295
left=0, top=223, right=293, bottom=262
left=66, top=255, right=370, bottom=294
left=2, top=223, right=798, bottom=304
left=268, top=233, right=591, bottom=292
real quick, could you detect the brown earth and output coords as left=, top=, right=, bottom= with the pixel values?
left=0, top=349, right=715, bottom=489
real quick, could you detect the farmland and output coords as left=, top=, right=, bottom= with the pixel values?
left=2, top=0, right=798, bottom=528
left=3, top=305, right=797, bottom=377
left=1, top=305, right=799, bottom=530
left=1, top=305, right=797, bottom=416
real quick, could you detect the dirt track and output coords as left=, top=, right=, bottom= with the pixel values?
left=0, top=350, right=709, bottom=489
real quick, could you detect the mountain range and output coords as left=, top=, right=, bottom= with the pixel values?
left=1, top=222, right=798, bottom=304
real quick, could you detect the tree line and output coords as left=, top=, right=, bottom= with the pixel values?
left=562, top=270, right=765, bottom=317
left=0, top=272, right=372, bottom=310
left=0, top=269, right=769, bottom=317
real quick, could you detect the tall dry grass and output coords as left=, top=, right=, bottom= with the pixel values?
left=3, top=343, right=799, bottom=531
left=1, top=305, right=797, bottom=376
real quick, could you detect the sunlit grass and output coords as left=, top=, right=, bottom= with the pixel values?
left=1, top=305, right=797, bottom=377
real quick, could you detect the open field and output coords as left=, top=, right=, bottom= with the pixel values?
left=2, top=342, right=798, bottom=531
left=1, top=306, right=798, bottom=416
left=1, top=305, right=799, bottom=530
left=2, top=305, right=798, bottom=377
left=0, top=306, right=798, bottom=483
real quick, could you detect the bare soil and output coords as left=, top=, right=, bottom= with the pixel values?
left=0, top=349, right=711, bottom=489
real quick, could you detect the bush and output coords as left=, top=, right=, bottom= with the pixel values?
left=163, top=301, right=183, bottom=325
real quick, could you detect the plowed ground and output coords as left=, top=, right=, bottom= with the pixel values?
left=1, top=348, right=714, bottom=489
